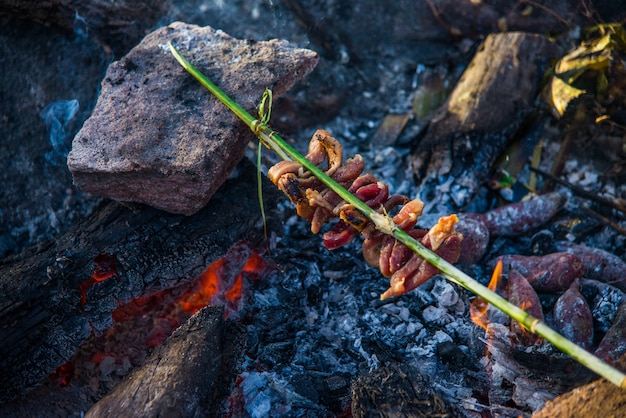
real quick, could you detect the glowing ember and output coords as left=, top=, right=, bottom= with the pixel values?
left=113, top=248, right=269, bottom=324
left=179, top=257, right=224, bottom=314
left=179, top=250, right=268, bottom=317
left=50, top=361, right=74, bottom=387
left=470, top=259, right=502, bottom=331
left=242, top=252, right=266, bottom=273
left=92, top=253, right=119, bottom=281
left=79, top=253, right=120, bottom=305
left=225, top=275, right=243, bottom=305
left=55, top=246, right=270, bottom=387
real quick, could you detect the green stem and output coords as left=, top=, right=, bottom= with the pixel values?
left=168, top=42, right=626, bottom=389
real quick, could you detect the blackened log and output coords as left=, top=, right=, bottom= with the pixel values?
left=0, top=158, right=279, bottom=403
left=483, top=323, right=596, bottom=413
left=412, top=32, right=561, bottom=213
left=85, top=305, right=245, bottom=418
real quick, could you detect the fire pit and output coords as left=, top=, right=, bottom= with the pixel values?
left=2, top=1, right=626, bottom=417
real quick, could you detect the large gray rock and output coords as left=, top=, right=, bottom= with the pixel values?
left=68, top=21, right=318, bottom=215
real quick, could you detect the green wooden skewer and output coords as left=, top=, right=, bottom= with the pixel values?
left=168, top=42, right=626, bottom=389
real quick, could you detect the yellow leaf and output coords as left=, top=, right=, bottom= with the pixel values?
left=555, top=34, right=613, bottom=79
left=548, top=77, right=586, bottom=117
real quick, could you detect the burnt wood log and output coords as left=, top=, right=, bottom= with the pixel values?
left=412, top=32, right=561, bottom=213
left=0, top=158, right=279, bottom=403
left=483, top=323, right=596, bottom=413
left=85, top=305, right=244, bottom=418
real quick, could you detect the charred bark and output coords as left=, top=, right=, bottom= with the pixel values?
left=412, top=32, right=561, bottom=213
left=0, top=158, right=278, bottom=403
left=483, top=323, right=596, bottom=413
left=85, top=306, right=245, bottom=418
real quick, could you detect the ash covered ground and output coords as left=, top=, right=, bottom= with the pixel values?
left=2, top=1, right=626, bottom=417
left=234, top=207, right=487, bottom=416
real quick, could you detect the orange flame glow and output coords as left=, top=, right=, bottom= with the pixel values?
left=56, top=248, right=270, bottom=387
left=517, top=300, right=538, bottom=338
left=225, top=275, right=243, bottom=304
left=178, top=251, right=268, bottom=316
left=179, top=257, right=224, bottom=314
left=520, top=300, right=534, bottom=312
left=79, top=253, right=120, bottom=305
left=111, top=248, right=270, bottom=327
left=50, top=361, right=75, bottom=387
left=91, top=253, right=119, bottom=282
left=242, top=252, right=267, bottom=274
left=470, top=259, right=502, bottom=331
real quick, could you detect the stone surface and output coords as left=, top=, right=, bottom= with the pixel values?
left=68, top=21, right=318, bottom=215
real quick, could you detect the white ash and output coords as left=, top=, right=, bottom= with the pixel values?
left=98, top=355, right=132, bottom=382
left=240, top=55, right=626, bottom=416
left=235, top=215, right=485, bottom=415
left=591, top=286, right=624, bottom=332
left=238, top=370, right=327, bottom=417
left=237, top=138, right=626, bottom=416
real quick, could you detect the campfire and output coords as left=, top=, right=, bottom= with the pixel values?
left=2, top=1, right=626, bottom=417
left=49, top=243, right=268, bottom=400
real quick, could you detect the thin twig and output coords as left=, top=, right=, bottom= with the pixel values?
left=530, top=166, right=626, bottom=216
left=581, top=206, right=626, bottom=236
left=423, top=0, right=454, bottom=36
left=168, top=42, right=626, bottom=389
left=518, top=0, right=575, bottom=28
